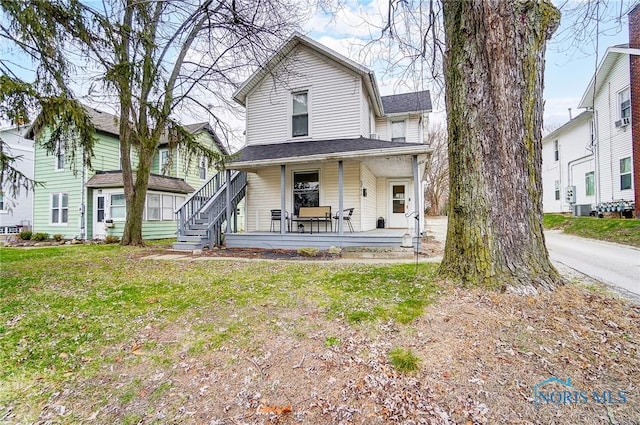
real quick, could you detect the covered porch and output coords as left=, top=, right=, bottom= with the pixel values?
left=227, top=137, right=431, bottom=251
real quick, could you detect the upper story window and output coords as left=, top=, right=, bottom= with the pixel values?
left=620, top=157, right=632, bottom=190
left=619, top=88, right=631, bottom=119
left=55, top=141, right=65, bottom=171
left=391, top=120, right=406, bottom=143
left=553, top=140, right=559, bottom=162
left=0, top=192, right=5, bottom=212
left=159, top=149, right=170, bottom=174
left=199, top=156, right=207, bottom=180
left=292, top=91, right=308, bottom=137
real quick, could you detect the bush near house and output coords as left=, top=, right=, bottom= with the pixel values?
left=543, top=213, right=640, bottom=248
left=18, top=230, right=32, bottom=240
left=31, top=232, right=49, bottom=241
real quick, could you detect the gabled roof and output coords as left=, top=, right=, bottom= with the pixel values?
left=180, top=121, right=228, bottom=155
left=25, top=106, right=121, bottom=140
left=230, top=137, right=430, bottom=169
left=85, top=170, right=194, bottom=194
left=542, top=110, right=593, bottom=143
left=381, top=90, right=432, bottom=115
left=578, top=44, right=640, bottom=108
left=232, top=32, right=384, bottom=116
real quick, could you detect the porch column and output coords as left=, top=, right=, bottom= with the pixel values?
left=413, top=155, right=421, bottom=254
left=338, top=160, right=344, bottom=235
left=280, top=164, right=286, bottom=234
left=225, top=169, right=231, bottom=233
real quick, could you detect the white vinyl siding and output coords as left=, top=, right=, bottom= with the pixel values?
left=245, top=46, right=362, bottom=145
left=359, top=163, right=377, bottom=230
left=244, top=162, right=361, bottom=232
left=592, top=54, right=633, bottom=202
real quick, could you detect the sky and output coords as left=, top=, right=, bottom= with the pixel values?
left=297, top=0, right=634, bottom=129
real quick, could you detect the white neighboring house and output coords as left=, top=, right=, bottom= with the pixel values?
left=0, top=126, right=34, bottom=233
left=542, top=111, right=595, bottom=214
left=578, top=44, right=637, bottom=216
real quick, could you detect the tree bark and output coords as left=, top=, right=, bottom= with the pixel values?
left=439, top=0, right=563, bottom=294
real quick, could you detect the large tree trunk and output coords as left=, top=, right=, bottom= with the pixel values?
left=439, top=0, right=563, bottom=294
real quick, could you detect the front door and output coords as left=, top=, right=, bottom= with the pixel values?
left=388, top=181, right=410, bottom=228
left=93, top=193, right=106, bottom=239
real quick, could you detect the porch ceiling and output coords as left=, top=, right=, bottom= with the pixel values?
left=363, top=156, right=423, bottom=177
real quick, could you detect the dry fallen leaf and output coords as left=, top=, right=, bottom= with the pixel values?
left=258, top=404, right=292, bottom=415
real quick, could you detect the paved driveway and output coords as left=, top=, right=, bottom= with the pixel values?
left=425, top=217, right=640, bottom=299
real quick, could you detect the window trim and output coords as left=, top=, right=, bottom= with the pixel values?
left=618, top=88, right=631, bottom=120
left=553, top=140, right=559, bottom=162
left=54, top=141, right=65, bottom=171
left=292, top=169, right=320, bottom=216
left=146, top=193, right=161, bottom=221
left=554, top=180, right=560, bottom=201
left=198, top=156, right=207, bottom=180
left=620, top=156, right=632, bottom=191
left=159, top=149, right=170, bottom=174
left=50, top=192, right=69, bottom=225
left=585, top=171, right=595, bottom=197
left=161, top=194, right=174, bottom=221
left=290, top=89, right=311, bottom=139
left=391, top=119, right=407, bottom=143
left=109, top=193, right=126, bottom=221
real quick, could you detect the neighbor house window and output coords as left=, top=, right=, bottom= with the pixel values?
left=391, top=120, right=406, bottom=143
left=293, top=171, right=319, bottom=215
left=55, top=141, right=65, bottom=170
left=147, top=193, right=161, bottom=221
left=0, top=192, right=5, bottom=211
left=554, top=180, right=560, bottom=201
left=198, top=156, right=207, bottom=180
left=51, top=193, right=68, bottom=224
left=620, top=157, right=632, bottom=190
left=553, top=140, right=559, bottom=162
left=292, top=91, right=308, bottom=137
left=162, top=195, right=174, bottom=220
left=585, top=171, right=595, bottom=196
left=110, top=194, right=126, bottom=219
left=619, top=88, right=631, bottom=119
left=159, top=149, right=170, bottom=173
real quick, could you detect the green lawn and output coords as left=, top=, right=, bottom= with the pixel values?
left=0, top=245, right=439, bottom=422
left=544, top=213, right=640, bottom=247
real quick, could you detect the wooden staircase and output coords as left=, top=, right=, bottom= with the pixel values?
left=172, top=170, right=247, bottom=251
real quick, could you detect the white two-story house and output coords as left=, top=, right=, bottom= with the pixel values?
left=222, top=33, right=433, bottom=250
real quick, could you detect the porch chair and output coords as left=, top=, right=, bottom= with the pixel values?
left=270, top=209, right=290, bottom=232
left=333, top=208, right=354, bottom=232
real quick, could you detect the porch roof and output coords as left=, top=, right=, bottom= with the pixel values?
left=85, top=170, right=194, bottom=194
left=229, top=137, right=430, bottom=169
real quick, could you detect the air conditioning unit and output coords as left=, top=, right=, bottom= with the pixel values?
left=615, top=117, right=631, bottom=128
left=370, top=133, right=379, bottom=139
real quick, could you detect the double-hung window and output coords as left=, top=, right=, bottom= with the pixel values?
left=198, top=156, right=207, bottom=180
left=147, top=194, right=161, bottom=221
left=292, top=91, right=308, bottom=137
left=620, top=157, right=632, bottom=190
left=585, top=171, right=595, bottom=196
left=553, top=140, right=559, bottom=162
left=162, top=195, right=174, bottom=220
left=51, top=193, right=68, bottom=224
left=293, top=171, right=319, bottom=216
left=110, top=194, right=126, bottom=219
left=0, top=192, right=5, bottom=212
left=55, top=141, right=65, bottom=170
left=619, top=88, right=631, bottom=120
left=391, top=120, right=406, bottom=143
left=554, top=181, right=560, bottom=201
left=159, top=149, right=170, bottom=174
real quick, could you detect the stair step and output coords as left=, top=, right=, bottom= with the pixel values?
left=177, top=235, right=207, bottom=243
left=172, top=241, right=203, bottom=251
left=184, top=229, right=208, bottom=236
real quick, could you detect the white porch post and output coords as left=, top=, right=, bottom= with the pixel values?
left=413, top=155, right=421, bottom=253
left=338, top=160, right=344, bottom=235
left=280, top=164, right=286, bottom=234
left=225, top=169, right=231, bottom=233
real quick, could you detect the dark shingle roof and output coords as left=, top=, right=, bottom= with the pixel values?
left=381, top=90, right=432, bottom=115
left=232, top=138, right=427, bottom=163
left=84, top=107, right=120, bottom=136
left=85, top=171, right=194, bottom=194
left=181, top=122, right=228, bottom=155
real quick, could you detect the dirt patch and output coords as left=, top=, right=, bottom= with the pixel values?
left=27, top=279, right=639, bottom=425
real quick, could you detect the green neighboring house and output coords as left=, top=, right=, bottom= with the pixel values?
left=28, top=107, right=227, bottom=240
